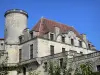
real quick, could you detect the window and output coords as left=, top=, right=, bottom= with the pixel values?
left=79, top=41, right=82, bottom=47
left=62, top=48, right=65, bottom=53
left=62, top=36, right=65, bottom=43
left=1, top=43, right=3, bottom=46
left=30, top=44, right=33, bottom=59
left=69, top=73, right=71, bottom=75
left=23, top=67, right=26, bottom=75
left=19, top=36, right=22, bottom=43
left=88, top=44, right=91, bottom=49
left=30, top=32, right=33, bottom=39
left=50, top=33, right=54, bottom=40
left=97, top=65, right=100, bottom=72
left=50, top=45, right=54, bottom=55
left=71, top=39, right=74, bottom=45
left=60, top=58, right=63, bottom=68
left=80, top=51, right=83, bottom=54
left=44, top=62, right=47, bottom=72
left=19, top=49, right=22, bottom=62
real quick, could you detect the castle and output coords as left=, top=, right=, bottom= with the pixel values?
left=0, top=9, right=100, bottom=75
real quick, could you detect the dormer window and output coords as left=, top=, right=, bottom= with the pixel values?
left=30, top=31, right=33, bottom=39
left=71, top=39, right=74, bottom=45
left=79, top=40, right=82, bottom=47
left=19, top=36, right=22, bottom=43
left=88, top=44, right=91, bottom=49
left=62, top=36, right=65, bottom=43
left=50, top=33, right=54, bottom=40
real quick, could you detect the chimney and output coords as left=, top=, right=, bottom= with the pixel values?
left=55, top=26, right=60, bottom=36
left=81, top=34, right=87, bottom=41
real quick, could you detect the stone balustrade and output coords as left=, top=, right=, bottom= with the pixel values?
left=74, top=51, right=100, bottom=61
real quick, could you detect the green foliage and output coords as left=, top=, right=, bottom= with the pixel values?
left=47, top=58, right=73, bottom=75
left=48, top=61, right=61, bottom=75
left=74, top=61, right=94, bottom=75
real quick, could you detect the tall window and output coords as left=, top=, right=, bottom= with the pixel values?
left=30, top=44, right=33, bottom=59
left=44, top=62, right=47, bottom=72
left=19, top=49, right=22, bottom=62
left=23, top=67, right=26, bottom=75
left=71, top=39, right=74, bottom=45
left=19, top=36, right=22, bottom=43
left=50, top=45, right=54, bottom=55
left=62, top=48, right=65, bottom=53
left=79, top=41, right=82, bottom=47
left=60, top=58, right=63, bottom=68
left=50, top=33, right=54, bottom=40
left=88, top=44, right=91, bottom=49
left=62, top=36, right=65, bottom=43
left=97, top=65, right=100, bottom=72
left=30, top=32, right=33, bottom=39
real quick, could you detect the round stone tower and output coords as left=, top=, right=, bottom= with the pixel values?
left=4, top=9, right=28, bottom=44
left=4, top=9, right=28, bottom=75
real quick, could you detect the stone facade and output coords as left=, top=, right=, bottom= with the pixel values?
left=0, top=9, right=99, bottom=75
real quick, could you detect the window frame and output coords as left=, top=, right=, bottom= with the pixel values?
left=44, top=62, right=47, bottom=72
left=50, top=45, right=54, bottom=55
left=62, top=36, right=65, bottom=43
left=30, top=31, right=33, bottom=39
left=97, top=65, right=100, bottom=72
left=88, top=44, right=91, bottom=49
left=59, top=58, right=63, bottom=68
left=50, top=33, right=54, bottom=41
left=19, top=36, right=22, bottom=43
left=30, top=44, right=33, bottom=59
left=71, top=39, right=74, bottom=45
left=62, top=48, right=65, bottom=53
left=19, top=49, right=22, bottom=62
left=79, top=40, right=82, bottom=47
left=1, top=43, right=3, bottom=46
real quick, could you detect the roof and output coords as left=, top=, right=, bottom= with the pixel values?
left=0, top=38, right=4, bottom=40
left=32, top=18, right=82, bottom=40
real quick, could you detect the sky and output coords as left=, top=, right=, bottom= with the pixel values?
left=0, top=0, right=100, bottom=50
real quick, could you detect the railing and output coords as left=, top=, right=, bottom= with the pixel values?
left=7, top=63, right=18, bottom=67
left=74, top=51, right=100, bottom=61
left=19, top=51, right=81, bottom=65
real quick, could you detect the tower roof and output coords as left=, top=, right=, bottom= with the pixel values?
left=32, top=18, right=83, bottom=40
left=4, top=9, right=28, bottom=17
left=0, top=38, right=4, bottom=40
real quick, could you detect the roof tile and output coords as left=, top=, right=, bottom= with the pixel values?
left=32, top=18, right=82, bottom=40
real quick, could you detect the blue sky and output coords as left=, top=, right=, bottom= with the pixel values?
left=0, top=0, right=100, bottom=50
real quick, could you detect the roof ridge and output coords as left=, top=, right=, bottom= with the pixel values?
left=42, top=18, right=70, bottom=27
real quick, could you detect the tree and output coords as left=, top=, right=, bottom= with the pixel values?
left=0, top=51, right=8, bottom=75
left=47, top=57, right=73, bottom=75
left=74, top=61, right=94, bottom=75
left=48, top=61, right=61, bottom=75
